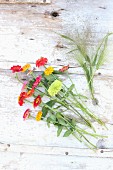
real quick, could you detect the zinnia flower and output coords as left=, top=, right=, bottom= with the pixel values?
left=59, top=65, right=69, bottom=72
left=18, top=92, right=27, bottom=106
left=48, top=80, right=62, bottom=96
left=36, top=111, right=42, bottom=121
left=21, top=81, right=28, bottom=91
left=44, top=66, right=54, bottom=76
left=10, top=65, right=23, bottom=73
left=27, top=88, right=34, bottom=97
left=22, top=64, right=31, bottom=72
left=33, top=95, right=42, bottom=108
left=33, top=75, right=42, bottom=88
left=36, top=57, right=48, bottom=67
left=23, top=109, right=30, bottom=120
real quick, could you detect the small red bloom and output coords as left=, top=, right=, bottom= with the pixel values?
left=59, top=65, right=69, bottom=72
left=23, top=109, right=30, bottom=120
left=18, top=97, right=24, bottom=106
left=10, top=65, right=23, bottom=73
left=33, top=95, right=42, bottom=108
left=18, top=92, right=27, bottom=106
left=36, top=57, right=48, bottom=67
left=27, top=88, right=35, bottom=97
left=33, top=75, right=42, bottom=88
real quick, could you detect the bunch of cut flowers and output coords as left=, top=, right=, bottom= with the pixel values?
left=10, top=57, right=107, bottom=149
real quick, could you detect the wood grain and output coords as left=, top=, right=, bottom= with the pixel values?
left=0, top=0, right=113, bottom=169
left=0, top=0, right=51, bottom=4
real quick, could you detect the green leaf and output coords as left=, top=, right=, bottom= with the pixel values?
left=57, top=125, right=63, bottom=137
left=63, top=130, right=72, bottom=137
left=47, top=100, right=56, bottom=107
left=42, top=100, right=56, bottom=118
left=47, top=117, right=51, bottom=128
left=47, top=117, right=56, bottom=124
left=58, top=118, right=67, bottom=126
left=93, top=33, right=113, bottom=67
left=68, top=84, right=75, bottom=92
left=42, top=107, right=48, bottom=118
left=60, top=34, right=75, bottom=43
left=71, top=119, right=76, bottom=126
left=67, top=49, right=78, bottom=54
left=56, top=112, right=62, bottom=119
left=50, top=114, right=56, bottom=121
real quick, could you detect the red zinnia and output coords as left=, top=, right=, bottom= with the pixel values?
left=33, top=95, right=42, bottom=108
left=36, top=57, right=48, bottom=67
left=59, top=65, right=69, bottom=72
left=18, top=92, right=27, bottom=106
left=23, top=109, right=30, bottom=120
left=33, top=75, right=42, bottom=88
left=10, top=65, right=23, bottom=73
left=18, top=97, right=24, bottom=106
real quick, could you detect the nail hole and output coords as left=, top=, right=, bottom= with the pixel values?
left=29, top=38, right=34, bottom=40
left=99, top=6, right=106, bottom=9
left=100, top=150, right=104, bottom=153
left=7, top=144, right=10, bottom=147
left=65, top=152, right=69, bottom=155
left=51, top=11, right=59, bottom=17
left=21, top=78, right=27, bottom=81
left=57, top=59, right=61, bottom=61
left=31, top=5, right=36, bottom=7
left=98, top=72, right=101, bottom=75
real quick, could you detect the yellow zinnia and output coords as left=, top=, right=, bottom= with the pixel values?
left=36, top=111, right=42, bottom=121
left=44, top=66, right=54, bottom=76
left=48, top=80, right=62, bottom=96
left=22, top=64, right=31, bottom=72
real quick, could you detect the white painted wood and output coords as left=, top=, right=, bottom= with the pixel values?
left=0, top=0, right=51, bottom=4
left=0, top=143, right=113, bottom=158
left=0, top=152, right=113, bottom=170
left=0, top=70, right=113, bottom=149
left=0, top=0, right=113, bottom=66
left=1, top=0, right=113, bottom=169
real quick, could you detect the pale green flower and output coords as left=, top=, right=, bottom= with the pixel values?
left=48, top=80, right=62, bottom=96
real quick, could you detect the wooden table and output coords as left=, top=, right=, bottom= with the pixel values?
left=0, top=0, right=113, bottom=169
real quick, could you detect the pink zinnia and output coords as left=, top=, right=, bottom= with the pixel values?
left=33, top=75, right=42, bottom=88
left=23, top=109, right=30, bottom=120
left=21, top=81, right=28, bottom=91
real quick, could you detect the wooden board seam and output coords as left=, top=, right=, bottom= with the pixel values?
left=0, top=143, right=113, bottom=158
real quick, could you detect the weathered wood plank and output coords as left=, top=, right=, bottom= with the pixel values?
left=0, top=0, right=113, bottom=168
left=0, top=143, right=113, bottom=158
left=0, top=0, right=51, bottom=4
left=0, top=0, right=113, bottom=66
left=0, top=70, right=113, bottom=149
left=0, top=151, right=113, bottom=170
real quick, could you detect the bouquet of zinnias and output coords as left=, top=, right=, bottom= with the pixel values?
left=10, top=57, right=107, bottom=149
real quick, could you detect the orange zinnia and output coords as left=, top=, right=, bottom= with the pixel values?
left=36, top=111, right=42, bottom=121
left=59, top=65, right=69, bottom=72
left=27, top=88, right=34, bottom=97
left=22, top=64, right=31, bottom=72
